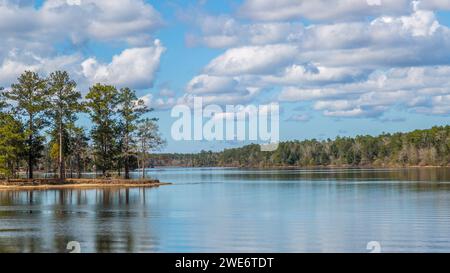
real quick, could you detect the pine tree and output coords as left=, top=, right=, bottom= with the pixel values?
left=85, top=84, right=120, bottom=177
left=0, top=93, right=25, bottom=179
left=70, top=127, right=89, bottom=179
left=117, top=87, right=149, bottom=179
left=47, top=71, right=82, bottom=181
left=3, top=71, right=49, bottom=179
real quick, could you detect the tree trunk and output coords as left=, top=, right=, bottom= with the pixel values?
left=70, top=157, right=74, bottom=178
left=124, top=132, right=130, bottom=179
left=77, top=155, right=82, bottom=179
left=28, top=117, right=33, bottom=179
left=142, top=156, right=146, bottom=179
left=141, top=140, right=146, bottom=179
left=59, top=119, right=65, bottom=181
left=124, top=156, right=130, bottom=179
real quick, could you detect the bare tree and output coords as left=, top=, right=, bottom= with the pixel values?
left=136, top=118, right=165, bottom=179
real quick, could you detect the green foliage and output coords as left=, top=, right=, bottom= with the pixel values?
left=0, top=87, right=5, bottom=110
left=151, top=126, right=450, bottom=168
left=2, top=71, right=49, bottom=178
left=117, top=87, right=150, bottom=179
left=85, top=84, right=120, bottom=176
left=47, top=71, right=81, bottom=126
left=47, top=71, right=82, bottom=179
left=70, top=127, right=90, bottom=178
left=0, top=113, right=25, bottom=178
left=0, top=71, right=164, bottom=180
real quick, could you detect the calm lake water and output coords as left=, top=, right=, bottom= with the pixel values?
left=1, top=167, right=450, bottom=253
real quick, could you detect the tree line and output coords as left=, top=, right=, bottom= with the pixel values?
left=0, top=71, right=164, bottom=180
left=149, top=126, right=450, bottom=168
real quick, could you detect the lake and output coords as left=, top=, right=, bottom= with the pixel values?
left=1, top=167, right=450, bottom=253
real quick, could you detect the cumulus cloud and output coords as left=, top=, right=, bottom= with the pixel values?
left=0, top=0, right=164, bottom=89
left=140, top=93, right=177, bottom=111
left=82, top=0, right=163, bottom=44
left=199, top=9, right=450, bottom=69
left=205, top=44, right=298, bottom=76
left=182, top=87, right=261, bottom=106
left=187, top=75, right=240, bottom=95
left=279, top=66, right=450, bottom=117
left=0, top=50, right=83, bottom=87
left=237, top=0, right=450, bottom=22
left=185, top=14, right=302, bottom=48
left=81, top=40, right=165, bottom=89
left=261, top=64, right=370, bottom=86
left=0, top=0, right=163, bottom=48
left=184, top=2, right=450, bottom=117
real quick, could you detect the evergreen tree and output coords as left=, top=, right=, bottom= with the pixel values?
left=47, top=71, right=82, bottom=181
left=0, top=92, right=25, bottom=179
left=85, top=84, right=119, bottom=176
left=3, top=71, right=49, bottom=179
left=70, top=127, right=89, bottom=179
left=0, top=113, right=25, bottom=179
left=117, top=87, right=149, bottom=179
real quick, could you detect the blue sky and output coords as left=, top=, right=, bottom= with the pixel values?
left=1, top=0, right=450, bottom=153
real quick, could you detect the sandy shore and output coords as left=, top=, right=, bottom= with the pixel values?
left=0, top=178, right=171, bottom=191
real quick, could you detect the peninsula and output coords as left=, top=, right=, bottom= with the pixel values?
left=0, top=178, right=169, bottom=191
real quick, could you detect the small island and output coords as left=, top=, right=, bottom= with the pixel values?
left=1, top=71, right=167, bottom=189
left=0, top=178, right=170, bottom=191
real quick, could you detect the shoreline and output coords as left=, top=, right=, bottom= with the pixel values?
left=0, top=178, right=171, bottom=191
left=238, top=165, right=450, bottom=170
left=151, top=165, right=450, bottom=170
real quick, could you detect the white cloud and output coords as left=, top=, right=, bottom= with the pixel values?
left=185, top=14, right=303, bottom=48
left=193, top=9, right=450, bottom=76
left=0, top=0, right=163, bottom=47
left=80, top=0, right=163, bottom=45
left=185, top=4, right=450, bottom=118
left=0, top=0, right=164, bottom=89
left=280, top=66, right=450, bottom=117
left=237, top=0, right=450, bottom=22
left=205, top=44, right=298, bottom=76
left=261, top=64, right=369, bottom=86
left=428, top=95, right=450, bottom=114
left=187, top=75, right=240, bottom=95
left=184, top=74, right=262, bottom=105
left=81, top=40, right=165, bottom=89
left=181, top=87, right=261, bottom=106
left=0, top=50, right=82, bottom=87
left=140, top=93, right=177, bottom=111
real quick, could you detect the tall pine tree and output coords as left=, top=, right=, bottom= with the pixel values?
left=3, top=71, right=49, bottom=179
left=85, top=84, right=119, bottom=177
left=0, top=89, right=25, bottom=179
left=47, top=71, right=83, bottom=181
left=117, top=87, right=149, bottom=179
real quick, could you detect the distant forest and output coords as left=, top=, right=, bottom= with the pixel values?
left=150, top=126, right=450, bottom=168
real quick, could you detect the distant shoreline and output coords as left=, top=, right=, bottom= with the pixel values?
left=0, top=178, right=171, bottom=191
left=150, top=165, right=450, bottom=170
